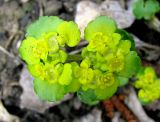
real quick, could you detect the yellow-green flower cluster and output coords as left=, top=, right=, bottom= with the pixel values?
left=134, top=67, right=160, bottom=104
left=19, top=16, right=81, bottom=101
left=77, top=16, right=141, bottom=104
left=19, top=16, right=141, bottom=104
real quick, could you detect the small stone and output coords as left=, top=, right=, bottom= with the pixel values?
left=100, top=0, right=135, bottom=29
left=44, top=0, right=62, bottom=15
left=63, top=0, right=77, bottom=13
left=73, top=108, right=102, bottom=122
left=75, top=1, right=100, bottom=37
left=75, top=0, right=135, bottom=37
left=21, top=0, right=29, bottom=3
left=73, top=97, right=82, bottom=110
left=0, top=101, right=20, bottom=122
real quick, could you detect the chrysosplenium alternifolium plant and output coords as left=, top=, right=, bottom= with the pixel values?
left=19, top=16, right=141, bottom=104
left=134, top=67, right=160, bottom=104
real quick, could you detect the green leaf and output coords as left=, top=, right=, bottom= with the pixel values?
left=116, top=29, right=135, bottom=51
left=59, top=63, right=72, bottom=85
left=94, top=80, right=119, bottom=100
left=133, top=0, right=160, bottom=20
left=27, top=63, right=45, bottom=80
left=116, top=76, right=129, bottom=86
left=133, top=0, right=144, bottom=19
left=34, top=78, right=65, bottom=101
left=59, top=50, right=68, bottom=63
left=84, top=16, right=117, bottom=41
left=45, top=32, right=59, bottom=53
left=64, top=78, right=80, bottom=93
left=77, top=89, right=99, bottom=105
left=78, top=66, right=94, bottom=85
left=64, top=62, right=81, bottom=92
left=119, top=51, right=141, bottom=78
left=47, top=50, right=68, bottom=64
left=57, top=21, right=81, bottom=47
left=26, top=16, right=63, bottom=38
left=18, top=37, right=48, bottom=64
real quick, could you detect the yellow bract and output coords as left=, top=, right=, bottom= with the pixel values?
left=59, top=63, right=72, bottom=85
left=105, top=53, right=124, bottom=72
left=117, top=40, right=131, bottom=55
left=44, top=32, right=60, bottom=53
left=19, top=37, right=49, bottom=64
left=97, top=72, right=115, bottom=89
left=19, top=16, right=141, bottom=103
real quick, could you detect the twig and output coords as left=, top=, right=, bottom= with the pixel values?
left=132, top=34, right=160, bottom=50
left=39, top=0, right=44, bottom=16
left=103, top=95, right=138, bottom=122
left=0, top=45, right=15, bottom=58
left=0, top=45, right=21, bottom=65
left=111, top=96, right=138, bottom=122
left=3, top=24, right=23, bottom=49
left=146, top=16, right=160, bottom=33
left=103, top=100, right=114, bottom=118
left=78, top=40, right=88, bottom=47
left=69, top=48, right=82, bottom=55
left=69, top=40, right=88, bottom=55
left=124, top=87, right=155, bottom=122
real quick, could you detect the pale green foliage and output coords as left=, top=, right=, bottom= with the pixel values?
left=19, top=16, right=141, bottom=104
left=19, top=16, right=81, bottom=101
left=134, top=67, right=160, bottom=104
left=78, top=16, right=141, bottom=104
left=133, top=0, right=160, bottom=20
left=26, top=16, right=64, bottom=38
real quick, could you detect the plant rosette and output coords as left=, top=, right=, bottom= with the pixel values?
left=134, top=67, right=160, bottom=104
left=19, top=16, right=141, bottom=104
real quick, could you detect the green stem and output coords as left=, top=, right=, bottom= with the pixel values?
left=67, top=54, right=83, bottom=61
